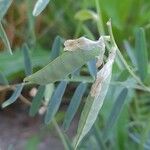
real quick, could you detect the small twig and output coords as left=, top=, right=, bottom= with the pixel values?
left=19, top=95, right=31, bottom=106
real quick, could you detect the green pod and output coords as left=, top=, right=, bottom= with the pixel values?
left=24, top=49, right=99, bottom=85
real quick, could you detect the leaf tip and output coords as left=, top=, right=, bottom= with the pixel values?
left=1, top=101, right=9, bottom=108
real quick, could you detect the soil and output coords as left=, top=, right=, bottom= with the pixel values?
left=0, top=107, right=77, bottom=150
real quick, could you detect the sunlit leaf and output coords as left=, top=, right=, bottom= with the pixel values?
left=45, top=81, right=68, bottom=124
left=33, top=0, right=51, bottom=16
left=24, top=49, right=99, bottom=85
left=29, top=85, right=45, bottom=117
left=2, top=84, right=24, bottom=108
left=63, top=83, right=87, bottom=130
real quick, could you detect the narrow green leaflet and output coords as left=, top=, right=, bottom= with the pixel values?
left=2, top=84, right=24, bottom=108
left=51, top=36, right=62, bottom=60
left=0, top=72, right=8, bottom=85
left=29, top=85, right=45, bottom=117
left=0, top=0, right=13, bottom=21
left=33, top=0, right=51, bottom=16
left=22, top=44, right=32, bottom=76
left=102, top=88, right=128, bottom=140
left=45, top=81, right=68, bottom=124
left=0, top=23, right=12, bottom=55
left=74, top=47, right=116, bottom=149
left=24, top=49, right=99, bottom=85
left=135, top=28, right=148, bottom=81
left=44, top=83, right=54, bottom=103
left=63, top=83, right=87, bottom=130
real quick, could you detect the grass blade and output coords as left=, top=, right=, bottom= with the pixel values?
left=135, top=28, right=148, bottom=81
left=22, top=44, right=32, bottom=76
left=2, top=84, right=24, bottom=108
left=62, top=83, right=87, bottom=130
left=29, top=85, right=45, bottom=117
left=33, top=0, right=51, bottom=16
left=103, top=88, right=128, bottom=140
left=0, top=23, right=12, bottom=55
left=45, top=81, right=68, bottom=124
left=0, top=0, right=13, bottom=21
left=24, top=48, right=99, bottom=85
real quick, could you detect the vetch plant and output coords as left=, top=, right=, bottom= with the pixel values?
left=0, top=0, right=150, bottom=149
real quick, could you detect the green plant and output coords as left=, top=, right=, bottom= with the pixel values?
left=0, top=0, right=150, bottom=150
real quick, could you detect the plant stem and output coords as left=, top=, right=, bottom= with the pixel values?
left=106, top=20, right=150, bottom=92
left=95, top=0, right=150, bottom=92
left=52, top=119, right=72, bottom=150
left=95, top=0, right=105, bottom=35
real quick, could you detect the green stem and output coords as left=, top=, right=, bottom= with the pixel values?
left=52, top=119, right=72, bottom=150
left=1, top=77, right=150, bottom=92
left=94, top=0, right=150, bottom=92
left=107, top=21, right=150, bottom=91
left=95, top=0, right=105, bottom=35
